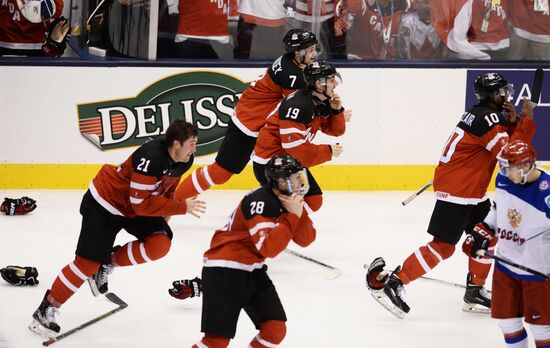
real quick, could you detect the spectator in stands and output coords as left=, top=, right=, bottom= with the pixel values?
left=397, top=0, right=447, bottom=59
left=0, top=0, right=70, bottom=57
left=346, top=0, right=410, bottom=60
left=168, top=0, right=230, bottom=59
left=504, top=0, right=550, bottom=60
left=430, top=0, right=509, bottom=60
left=233, top=0, right=288, bottom=59
left=290, top=0, right=347, bottom=59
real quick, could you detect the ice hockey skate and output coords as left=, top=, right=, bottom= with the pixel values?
left=366, top=258, right=410, bottom=319
left=462, top=273, right=491, bottom=313
left=28, top=290, right=60, bottom=337
left=87, top=264, right=114, bottom=297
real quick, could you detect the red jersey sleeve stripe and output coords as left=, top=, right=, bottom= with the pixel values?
left=282, top=138, right=307, bottom=149
left=249, top=222, right=279, bottom=236
left=130, top=181, right=161, bottom=191
left=485, top=132, right=509, bottom=151
left=280, top=127, right=306, bottom=135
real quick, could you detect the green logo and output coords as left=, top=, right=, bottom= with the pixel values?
left=77, top=71, right=249, bottom=155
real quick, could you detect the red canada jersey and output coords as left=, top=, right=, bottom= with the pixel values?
left=252, top=90, right=346, bottom=167
left=346, top=0, right=410, bottom=59
left=203, top=186, right=316, bottom=271
left=0, top=0, right=63, bottom=50
left=433, top=104, right=536, bottom=205
left=89, top=139, right=193, bottom=218
left=233, top=53, right=306, bottom=137
left=504, top=0, right=550, bottom=42
left=175, top=0, right=230, bottom=42
left=294, top=0, right=336, bottom=22
left=431, top=0, right=509, bottom=59
left=397, top=11, right=445, bottom=59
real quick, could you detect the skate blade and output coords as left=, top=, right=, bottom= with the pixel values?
left=370, top=292, right=407, bottom=319
left=87, top=277, right=100, bottom=297
left=28, top=319, right=57, bottom=338
left=462, top=302, right=490, bottom=314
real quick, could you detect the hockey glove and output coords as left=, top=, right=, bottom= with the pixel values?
left=169, top=277, right=202, bottom=300
left=462, top=222, right=495, bottom=258
left=42, top=16, right=71, bottom=57
left=366, top=257, right=389, bottom=292
left=1, top=196, right=37, bottom=215
left=0, top=266, right=39, bottom=286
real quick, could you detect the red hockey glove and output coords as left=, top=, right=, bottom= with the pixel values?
left=365, top=257, right=389, bottom=292
left=462, top=223, right=495, bottom=258
left=0, top=266, right=39, bottom=286
left=1, top=197, right=37, bottom=215
left=168, top=277, right=202, bottom=300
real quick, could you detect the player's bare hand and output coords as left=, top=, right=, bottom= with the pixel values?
left=344, top=109, right=352, bottom=122
left=278, top=193, right=304, bottom=218
left=185, top=196, right=206, bottom=218
left=502, top=100, right=517, bottom=123
left=51, top=18, right=70, bottom=43
left=329, top=94, right=342, bottom=110
left=521, top=96, right=534, bottom=119
left=330, top=143, right=343, bottom=157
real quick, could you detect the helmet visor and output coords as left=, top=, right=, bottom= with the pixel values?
left=284, top=169, right=310, bottom=196
left=497, top=84, right=514, bottom=101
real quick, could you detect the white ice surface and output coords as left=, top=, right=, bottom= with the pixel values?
left=0, top=190, right=532, bottom=347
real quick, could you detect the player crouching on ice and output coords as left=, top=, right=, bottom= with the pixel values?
left=466, top=141, right=550, bottom=348
left=171, top=155, right=316, bottom=348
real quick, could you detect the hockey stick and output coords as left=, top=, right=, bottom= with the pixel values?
left=42, top=293, right=128, bottom=346
left=530, top=68, right=544, bottom=109
left=284, top=249, right=342, bottom=279
left=419, top=276, right=466, bottom=289
left=402, top=180, right=433, bottom=206
left=477, top=250, right=549, bottom=280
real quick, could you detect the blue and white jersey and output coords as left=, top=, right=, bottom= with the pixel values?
left=484, top=170, right=550, bottom=281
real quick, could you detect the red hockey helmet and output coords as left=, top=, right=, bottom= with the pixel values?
left=497, top=140, right=536, bottom=184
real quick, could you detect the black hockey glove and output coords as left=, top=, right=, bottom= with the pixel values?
left=462, top=223, right=495, bottom=258
left=42, top=16, right=71, bottom=57
left=1, top=196, right=37, bottom=215
left=168, top=277, right=202, bottom=300
left=365, top=257, right=388, bottom=292
left=0, top=266, right=39, bottom=286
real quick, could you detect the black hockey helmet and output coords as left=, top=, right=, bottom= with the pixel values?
left=304, top=60, right=340, bottom=87
left=474, top=73, right=513, bottom=102
left=283, top=29, right=318, bottom=52
left=265, top=155, right=309, bottom=196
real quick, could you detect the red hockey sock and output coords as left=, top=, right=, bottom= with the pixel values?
left=176, top=162, right=233, bottom=199
left=49, top=256, right=100, bottom=305
left=397, top=238, right=455, bottom=284
left=249, top=320, right=287, bottom=348
left=304, top=194, right=323, bottom=213
left=112, top=233, right=171, bottom=267
left=467, top=235, right=497, bottom=285
left=192, top=334, right=230, bottom=348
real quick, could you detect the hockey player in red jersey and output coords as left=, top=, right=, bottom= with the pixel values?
left=188, top=155, right=316, bottom=348
left=252, top=60, right=349, bottom=213
left=0, top=0, right=70, bottom=56
left=366, top=72, right=537, bottom=318
left=28, top=120, right=206, bottom=337
left=466, top=141, right=550, bottom=348
left=175, top=29, right=318, bottom=199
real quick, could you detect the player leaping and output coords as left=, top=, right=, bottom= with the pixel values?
left=175, top=29, right=318, bottom=199
left=366, top=73, right=537, bottom=318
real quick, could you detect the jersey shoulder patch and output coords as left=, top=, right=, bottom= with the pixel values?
left=241, top=186, right=284, bottom=220
left=278, top=91, right=315, bottom=124
left=131, top=139, right=169, bottom=177
left=458, top=105, right=507, bottom=137
left=267, top=54, right=306, bottom=90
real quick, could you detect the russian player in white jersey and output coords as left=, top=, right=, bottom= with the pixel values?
left=465, top=140, right=550, bottom=348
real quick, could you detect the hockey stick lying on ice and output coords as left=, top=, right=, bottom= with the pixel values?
left=42, top=292, right=128, bottom=346
left=402, top=180, right=433, bottom=206
left=284, top=249, right=342, bottom=279
left=477, top=250, right=549, bottom=280
left=419, top=276, right=466, bottom=289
